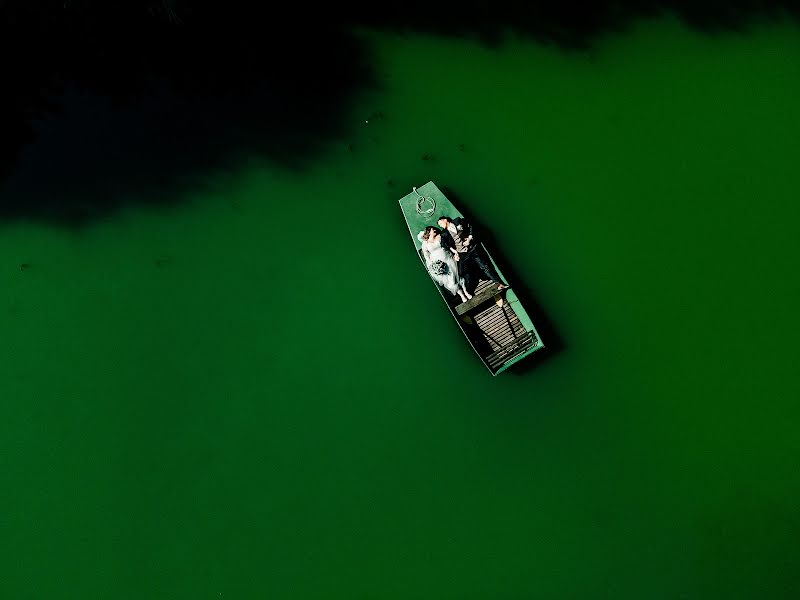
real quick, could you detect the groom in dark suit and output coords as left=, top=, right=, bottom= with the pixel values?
left=437, top=215, right=506, bottom=290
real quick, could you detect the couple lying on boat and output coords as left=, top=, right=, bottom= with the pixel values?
left=418, top=216, right=507, bottom=303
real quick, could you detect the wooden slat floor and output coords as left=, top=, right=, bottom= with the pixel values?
left=471, top=279, right=528, bottom=353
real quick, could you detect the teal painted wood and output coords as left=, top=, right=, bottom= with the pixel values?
left=399, top=182, right=544, bottom=375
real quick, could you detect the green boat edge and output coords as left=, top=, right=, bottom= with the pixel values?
left=398, top=181, right=544, bottom=375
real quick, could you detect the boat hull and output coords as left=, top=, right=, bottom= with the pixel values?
left=398, top=182, right=543, bottom=375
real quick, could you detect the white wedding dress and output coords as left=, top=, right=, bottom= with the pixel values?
left=422, top=238, right=466, bottom=298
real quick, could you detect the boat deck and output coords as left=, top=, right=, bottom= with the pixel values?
left=469, top=280, right=526, bottom=348
left=456, top=279, right=538, bottom=373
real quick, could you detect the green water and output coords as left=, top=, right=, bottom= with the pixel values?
left=3, top=18, right=800, bottom=598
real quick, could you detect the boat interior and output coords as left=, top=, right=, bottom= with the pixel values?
left=434, top=256, right=539, bottom=373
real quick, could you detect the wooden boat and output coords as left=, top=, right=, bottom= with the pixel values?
left=399, top=182, right=544, bottom=375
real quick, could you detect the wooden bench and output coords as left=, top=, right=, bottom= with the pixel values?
left=455, top=285, right=508, bottom=316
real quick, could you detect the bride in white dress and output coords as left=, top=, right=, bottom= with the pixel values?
left=419, top=226, right=472, bottom=303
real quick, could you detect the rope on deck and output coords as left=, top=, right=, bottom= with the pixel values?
left=413, top=186, right=436, bottom=217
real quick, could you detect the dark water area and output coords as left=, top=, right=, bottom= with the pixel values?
left=2, top=4, right=800, bottom=599
left=3, top=0, right=800, bottom=221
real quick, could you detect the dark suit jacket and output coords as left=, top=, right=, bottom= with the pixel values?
left=440, top=216, right=475, bottom=255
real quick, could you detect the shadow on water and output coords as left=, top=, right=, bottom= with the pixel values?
left=0, top=3, right=373, bottom=224
left=2, top=1, right=798, bottom=224
left=440, top=186, right=565, bottom=375
left=352, top=0, right=800, bottom=47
